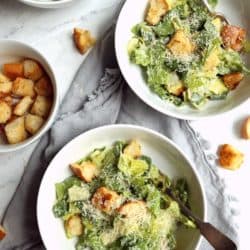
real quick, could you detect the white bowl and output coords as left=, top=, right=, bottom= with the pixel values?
left=18, top=0, right=77, bottom=8
left=115, top=0, right=250, bottom=120
left=37, top=124, right=206, bottom=250
left=0, top=40, right=59, bottom=153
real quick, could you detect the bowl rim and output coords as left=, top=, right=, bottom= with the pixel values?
left=0, top=39, right=60, bottom=153
left=18, top=0, right=75, bottom=8
left=114, top=0, right=250, bottom=121
left=37, top=124, right=207, bottom=250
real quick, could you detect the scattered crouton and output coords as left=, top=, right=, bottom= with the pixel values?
left=25, top=114, right=44, bottom=135
left=222, top=72, right=244, bottom=90
left=0, top=101, right=12, bottom=124
left=0, top=73, right=10, bottom=84
left=118, top=200, right=147, bottom=220
left=91, top=187, right=121, bottom=214
left=12, top=77, right=35, bottom=97
left=242, top=117, right=250, bottom=139
left=218, top=144, right=244, bottom=170
left=23, top=59, right=43, bottom=81
left=35, top=76, right=53, bottom=97
left=0, top=225, right=6, bottom=240
left=73, top=28, right=96, bottom=55
left=64, top=215, right=83, bottom=238
left=146, top=0, right=170, bottom=25
left=123, top=140, right=142, bottom=158
left=31, top=95, right=52, bottom=118
left=3, top=63, right=24, bottom=80
left=13, top=96, right=33, bottom=116
left=0, top=73, right=12, bottom=96
left=70, top=161, right=99, bottom=183
left=167, top=30, right=195, bottom=56
left=4, top=117, right=28, bottom=144
left=221, top=25, right=246, bottom=52
left=166, top=76, right=185, bottom=96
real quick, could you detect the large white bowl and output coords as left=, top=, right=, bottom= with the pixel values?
left=18, top=0, right=77, bottom=8
left=37, top=125, right=206, bottom=250
left=0, top=40, right=59, bottom=153
left=115, top=0, right=250, bottom=120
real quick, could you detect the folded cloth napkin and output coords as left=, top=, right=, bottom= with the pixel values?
left=1, top=13, right=238, bottom=250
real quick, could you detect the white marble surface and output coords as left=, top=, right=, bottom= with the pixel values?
left=0, top=0, right=249, bottom=249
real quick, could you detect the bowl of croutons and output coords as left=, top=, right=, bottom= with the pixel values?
left=0, top=40, right=59, bottom=152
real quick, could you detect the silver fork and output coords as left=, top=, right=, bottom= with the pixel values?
left=202, top=0, right=230, bottom=24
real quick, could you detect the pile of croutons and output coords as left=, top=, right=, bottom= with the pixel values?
left=0, top=59, right=53, bottom=144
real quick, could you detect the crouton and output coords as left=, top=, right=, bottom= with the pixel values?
left=146, top=0, right=170, bottom=25
left=35, top=76, right=53, bottom=97
left=221, top=25, right=246, bottom=52
left=12, top=77, right=35, bottom=97
left=70, top=161, right=99, bottom=183
left=31, top=96, right=52, bottom=118
left=13, top=96, right=33, bottom=116
left=4, top=117, right=28, bottom=144
left=3, top=63, right=24, bottom=80
left=218, top=144, right=244, bottom=170
left=73, top=28, right=96, bottom=55
left=118, top=201, right=148, bottom=220
left=222, top=72, right=244, bottom=90
left=0, top=225, right=6, bottom=240
left=167, top=30, right=195, bottom=56
left=0, top=73, right=12, bottom=96
left=25, top=114, right=44, bottom=135
left=166, top=77, right=185, bottom=96
left=91, top=187, right=121, bottom=214
left=23, top=59, right=43, bottom=81
left=204, top=48, right=220, bottom=72
left=64, top=215, right=83, bottom=238
left=242, top=117, right=250, bottom=139
left=123, top=140, right=142, bottom=158
left=0, top=101, right=12, bottom=124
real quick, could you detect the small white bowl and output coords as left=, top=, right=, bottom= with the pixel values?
left=0, top=40, right=59, bottom=153
left=37, top=124, right=206, bottom=250
left=115, top=0, right=250, bottom=120
left=18, top=0, right=77, bottom=8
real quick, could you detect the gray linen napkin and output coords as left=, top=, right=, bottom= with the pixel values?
left=1, top=22, right=238, bottom=250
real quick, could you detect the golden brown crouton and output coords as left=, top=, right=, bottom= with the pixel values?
left=123, top=140, right=142, bottom=158
left=3, top=63, right=24, bottom=80
left=204, top=48, right=220, bottom=72
left=146, top=0, right=170, bottom=25
left=118, top=201, right=148, bottom=221
left=31, top=96, right=52, bottom=118
left=23, top=59, right=43, bottom=81
left=218, top=144, right=244, bottom=170
left=0, top=73, right=12, bottom=96
left=222, top=72, right=244, bottom=90
left=70, top=161, right=99, bottom=183
left=73, top=28, right=96, bottom=55
left=221, top=25, right=246, bottom=52
left=167, top=30, right=195, bottom=56
left=64, top=215, right=83, bottom=238
left=12, top=77, right=35, bottom=97
left=91, top=187, right=121, bottom=214
left=4, top=117, right=28, bottom=144
left=0, top=225, right=6, bottom=240
left=0, top=101, right=12, bottom=124
left=35, top=76, right=53, bottom=97
left=25, top=114, right=44, bottom=135
left=242, top=117, right=250, bottom=140
left=13, top=96, right=33, bottom=116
